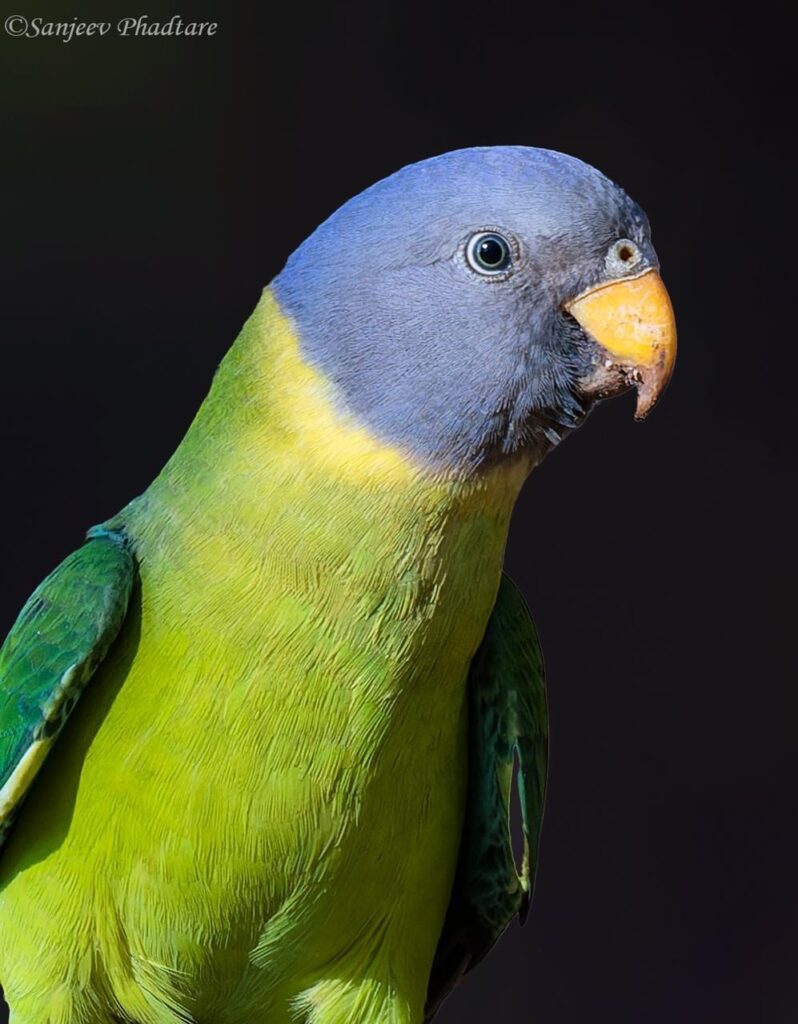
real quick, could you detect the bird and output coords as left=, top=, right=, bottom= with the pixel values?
left=0, top=146, right=676, bottom=1024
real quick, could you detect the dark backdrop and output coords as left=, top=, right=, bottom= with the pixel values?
left=1, top=3, right=793, bottom=1022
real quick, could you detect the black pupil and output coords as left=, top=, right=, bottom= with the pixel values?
left=477, top=237, right=507, bottom=268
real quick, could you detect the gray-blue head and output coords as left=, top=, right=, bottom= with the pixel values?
left=273, top=146, right=676, bottom=473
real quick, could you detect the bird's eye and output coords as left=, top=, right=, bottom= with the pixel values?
left=466, top=232, right=513, bottom=275
left=606, top=238, right=643, bottom=275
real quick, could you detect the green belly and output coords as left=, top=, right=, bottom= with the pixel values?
left=0, top=464, right=517, bottom=1023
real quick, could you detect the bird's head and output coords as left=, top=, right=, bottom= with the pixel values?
left=273, top=146, right=676, bottom=474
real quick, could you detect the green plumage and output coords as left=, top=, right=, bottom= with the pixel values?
left=0, top=549, right=545, bottom=1022
left=425, top=574, right=547, bottom=1019
left=0, top=533, right=135, bottom=846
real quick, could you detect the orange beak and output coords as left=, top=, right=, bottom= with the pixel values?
left=565, top=269, right=677, bottom=419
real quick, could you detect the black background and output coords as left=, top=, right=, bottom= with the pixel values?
left=0, top=3, right=794, bottom=1022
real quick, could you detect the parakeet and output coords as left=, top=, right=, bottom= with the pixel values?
left=0, top=146, right=676, bottom=1024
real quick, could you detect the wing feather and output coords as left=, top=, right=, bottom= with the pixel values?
left=0, top=530, right=135, bottom=846
left=425, top=571, right=548, bottom=1020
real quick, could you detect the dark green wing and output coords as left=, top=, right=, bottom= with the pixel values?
left=425, top=571, right=548, bottom=1021
left=0, top=530, right=135, bottom=848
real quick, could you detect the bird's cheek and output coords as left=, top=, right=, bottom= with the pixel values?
left=565, top=270, right=677, bottom=419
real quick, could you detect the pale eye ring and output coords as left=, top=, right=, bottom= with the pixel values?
left=606, top=238, right=643, bottom=275
left=466, top=232, right=513, bottom=275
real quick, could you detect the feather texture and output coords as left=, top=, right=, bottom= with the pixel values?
left=425, top=573, right=547, bottom=1020
left=0, top=533, right=135, bottom=846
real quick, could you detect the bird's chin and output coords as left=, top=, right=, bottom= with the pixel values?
left=576, top=360, right=639, bottom=407
left=577, top=354, right=670, bottom=420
